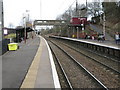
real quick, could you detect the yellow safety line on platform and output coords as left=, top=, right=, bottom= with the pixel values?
left=20, top=36, right=42, bottom=88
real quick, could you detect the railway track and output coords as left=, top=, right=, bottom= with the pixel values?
left=85, top=47, right=120, bottom=63
left=54, top=39, right=120, bottom=63
left=50, top=45, right=73, bottom=89
left=46, top=37, right=120, bottom=88
left=50, top=38, right=120, bottom=75
left=47, top=39, right=108, bottom=89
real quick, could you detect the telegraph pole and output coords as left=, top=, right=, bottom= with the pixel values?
left=86, top=0, right=88, bottom=17
left=86, top=0, right=87, bottom=9
left=76, top=0, right=79, bottom=39
left=103, top=13, right=106, bottom=38
left=76, top=0, right=78, bottom=16
left=102, top=0, right=106, bottom=39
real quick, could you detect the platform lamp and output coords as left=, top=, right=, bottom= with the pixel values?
left=77, top=27, right=79, bottom=39
left=68, top=27, right=70, bottom=38
left=23, top=10, right=29, bottom=43
left=23, top=16, right=26, bottom=43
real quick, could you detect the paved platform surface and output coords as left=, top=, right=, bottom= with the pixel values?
left=34, top=37, right=55, bottom=88
left=57, top=36, right=120, bottom=49
left=3, top=37, right=40, bottom=88
left=21, top=36, right=60, bottom=88
left=2, top=36, right=60, bottom=89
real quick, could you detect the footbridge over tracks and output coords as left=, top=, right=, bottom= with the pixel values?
left=33, top=20, right=68, bottom=27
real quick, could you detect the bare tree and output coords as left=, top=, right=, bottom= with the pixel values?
left=8, top=23, right=14, bottom=28
left=87, top=1, right=102, bottom=17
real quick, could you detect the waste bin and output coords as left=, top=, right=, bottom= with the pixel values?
left=8, top=43, right=18, bottom=51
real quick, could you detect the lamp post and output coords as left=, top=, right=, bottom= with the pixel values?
left=23, top=16, right=26, bottom=43
left=77, top=27, right=79, bottom=39
left=68, top=27, right=70, bottom=37
left=23, top=10, right=30, bottom=43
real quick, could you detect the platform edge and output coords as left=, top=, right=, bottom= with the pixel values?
left=42, top=36, right=61, bottom=89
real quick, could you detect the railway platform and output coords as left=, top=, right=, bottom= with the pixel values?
left=50, top=36, right=120, bottom=59
left=2, top=36, right=60, bottom=89
left=20, top=36, right=60, bottom=88
left=81, top=39, right=119, bottom=48
left=51, top=36, right=119, bottom=49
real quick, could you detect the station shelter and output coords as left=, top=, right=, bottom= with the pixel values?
left=16, top=27, right=34, bottom=42
left=4, top=27, right=34, bottom=43
left=68, top=17, right=88, bottom=39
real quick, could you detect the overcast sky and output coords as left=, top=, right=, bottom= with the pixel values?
left=3, top=0, right=99, bottom=28
left=3, top=0, right=90, bottom=27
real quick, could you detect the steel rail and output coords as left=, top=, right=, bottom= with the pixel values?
left=49, top=40, right=108, bottom=90
left=48, top=41, right=73, bottom=89
left=77, top=44, right=120, bottom=63
left=59, top=42, right=120, bottom=75
left=50, top=36, right=120, bottom=63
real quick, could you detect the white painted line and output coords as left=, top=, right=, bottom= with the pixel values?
left=41, top=36, right=61, bottom=89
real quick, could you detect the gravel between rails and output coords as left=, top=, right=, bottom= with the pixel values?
left=51, top=45, right=70, bottom=88
left=53, top=38, right=119, bottom=72
left=48, top=40, right=105, bottom=88
left=62, top=40, right=119, bottom=72
left=49, top=38, right=120, bottom=88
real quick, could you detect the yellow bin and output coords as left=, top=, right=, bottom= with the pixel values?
left=8, top=43, right=18, bottom=51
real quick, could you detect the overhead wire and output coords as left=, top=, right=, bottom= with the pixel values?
left=56, top=0, right=76, bottom=18
left=55, top=0, right=68, bottom=16
left=63, top=0, right=76, bottom=14
left=56, top=0, right=68, bottom=12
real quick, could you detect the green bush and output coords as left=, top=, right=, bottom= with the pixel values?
left=4, top=33, right=16, bottom=39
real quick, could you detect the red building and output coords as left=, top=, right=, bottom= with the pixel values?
left=70, top=17, right=87, bottom=26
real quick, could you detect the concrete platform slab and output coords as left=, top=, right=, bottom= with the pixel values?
left=21, top=36, right=60, bottom=88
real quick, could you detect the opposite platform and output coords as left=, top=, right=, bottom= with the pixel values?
left=52, top=36, right=120, bottom=50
